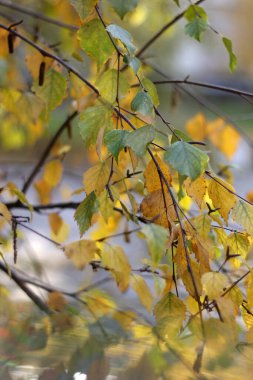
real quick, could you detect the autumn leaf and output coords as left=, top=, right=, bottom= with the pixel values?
left=184, top=176, right=207, bottom=208
left=33, top=69, right=67, bottom=111
left=100, top=244, right=131, bottom=292
left=154, top=292, right=186, bottom=338
left=232, top=200, right=253, bottom=235
left=48, top=213, right=63, bottom=235
left=43, top=160, right=63, bottom=188
left=64, top=239, right=100, bottom=270
left=185, top=113, right=207, bottom=141
left=83, top=160, right=111, bottom=195
left=207, top=118, right=240, bottom=159
left=208, top=177, right=236, bottom=223
left=140, top=189, right=177, bottom=228
left=144, top=155, right=172, bottom=192
left=130, top=274, right=153, bottom=312
left=201, top=272, right=228, bottom=300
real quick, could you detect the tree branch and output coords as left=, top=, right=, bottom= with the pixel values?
left=0, top=261, right=52, bottom=314
left=0, top=0, right=78, bottom=30
left=22, top=111, right=78, bottom=194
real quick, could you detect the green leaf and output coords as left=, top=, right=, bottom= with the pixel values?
left=108, top=0, right=138, bottom=19
left=232, top=201, right=253, bottom=235
left=184, top=5, right=208, bottom=21
left=164, top=141, right=209, bottom=180
left=74, top=192, right=99, bottom=236
left=96, top=69, right=129, bottom=103
left=78, top=105, right=113, bottom=147
left=184, top=5, right=207, bottom=42
left=185, top=18, right=207, bottom=41
left=70, top=0, right=98, bottom=22
left=222, top=37, right=237, bottom=73
left=141, top=224, right=168, bottom=266
left=78, top=19, right=114, bottom=69
left=123, top=55, right=141, bottom=74
left=131, top=91, right=153, bottom=115
left=33, top=69, right=67, bottom=111
left=142, top=77, right=159, bottom=107
left=106, top=24, right=136, bottom=55
left=125, top=125, right=155, bottom=156
left=104, top=129, right=129, bottom=160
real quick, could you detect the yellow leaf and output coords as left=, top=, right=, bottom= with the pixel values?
left=0, top=202, right=12, bottom=223
left=144, top=155, right=172, bottom=192
left=207, top=118, right=240, bottom=159
left=185, top=113, right=207, bottom=141
left=140, top=189, right=177, bottom=228
left=47, top=291, right=66, bottom=312
left=130, top=274, right=154, bottom=312
left=48, top=213, right=63, bottom=235
left=51, top=220, right=69, bottom=243
left=82, top=289, right=116, bottom=318
left=64, top=239, right=100, bottom=270
left=83, top=160, right=110, bottom=195
left=34, top=178, right=52, bottom=204
left=227, top=232, right=249, bottom=260
left=43, top=160, right=63, bottom=188
left=201, top=272, right=228, bottom=300
left=100, top=244, right=131, bottom=292
left=181, top=260, right=203, bottom=299
left=184, top=176, right=207, bottom=208
left=208, top=177, right=236, bottom=223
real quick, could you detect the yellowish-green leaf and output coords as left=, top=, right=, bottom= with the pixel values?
left=64, top=239, right=100, bottom=270
left=208, top=177, right=236, bottom=223
left=201, top=272, right=228, bottom=300
left=142, top=77, right=159, bottom=107
left=78, top=105, right=113, bottom=147
left=100, top=244, right=131, bottom=292
left=83, top=160, right=110, bottom=195
left=78, top=19, right=114, bottom=69
left=96, top=69, right=129, bottom=103
left=227, top=232, right=249, bottom=260
left=33, top=69, right=67, bottom=111
left=130, top=274, right=153, bottom=312
left=232, top=200, right=253, bottom=235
